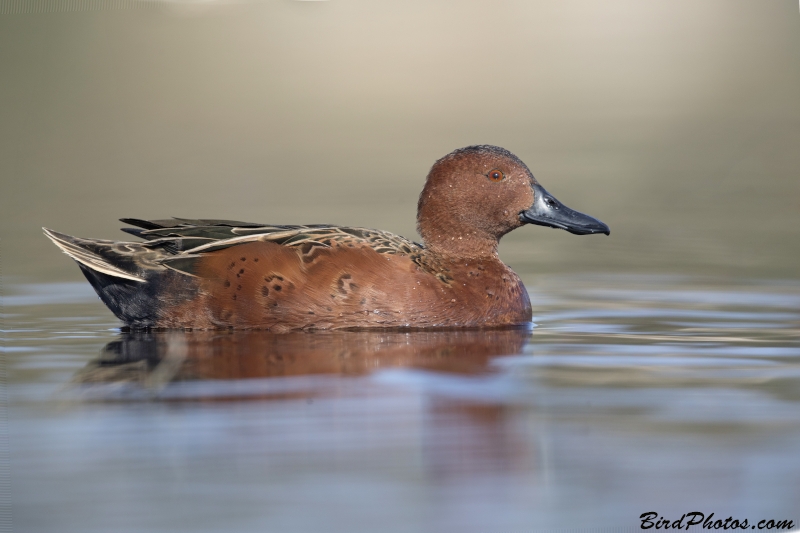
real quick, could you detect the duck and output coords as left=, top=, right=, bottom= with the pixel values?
left=44, top=145, right=609, bottom=331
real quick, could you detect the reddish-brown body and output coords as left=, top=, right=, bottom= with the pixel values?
left=162, top=241, right=531, bottom=330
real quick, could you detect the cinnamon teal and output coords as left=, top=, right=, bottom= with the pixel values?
left=44, top=145, right=609, bottom=330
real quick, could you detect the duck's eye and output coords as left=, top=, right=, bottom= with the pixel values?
left=488, top=170, right=504, bottom=182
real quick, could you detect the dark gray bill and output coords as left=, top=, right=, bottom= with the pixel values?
left=519, top=183, right=610, bottom=236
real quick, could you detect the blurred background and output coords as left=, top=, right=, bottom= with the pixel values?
left=3, top=3, right=800, bottom=532
left=1, top=0, right=799, bottom=283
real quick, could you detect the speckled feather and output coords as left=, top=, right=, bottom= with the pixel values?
left=117, top=218, right=445, bottom=278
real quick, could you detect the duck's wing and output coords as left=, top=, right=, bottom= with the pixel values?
left=119, top=218, right=278, bottom=243
left=120, top=218, right=423, bottom=256
left=47, top=219, right=424, bottom=283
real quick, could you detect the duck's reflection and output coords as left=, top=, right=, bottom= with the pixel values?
left=72, top=328, right=537, bottom=483
left=74, top=328, right=531, bottom=393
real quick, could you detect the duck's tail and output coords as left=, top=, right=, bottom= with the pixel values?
left=43, top=229, right=147, bottom=282
left=43, top=228, right=162, bottom=327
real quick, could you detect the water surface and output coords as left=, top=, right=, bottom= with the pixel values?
left=4, top=275, right=799, bottom=532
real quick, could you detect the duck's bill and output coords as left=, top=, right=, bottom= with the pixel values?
left=519, top=183, right=610, bottom=236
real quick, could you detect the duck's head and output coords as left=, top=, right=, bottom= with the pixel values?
left=417, top=145, right=609, bottom=257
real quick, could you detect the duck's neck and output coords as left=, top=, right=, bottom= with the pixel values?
left=416, top=179, right=508, bottom=259
left=420, top=230, right=500, bottom=259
